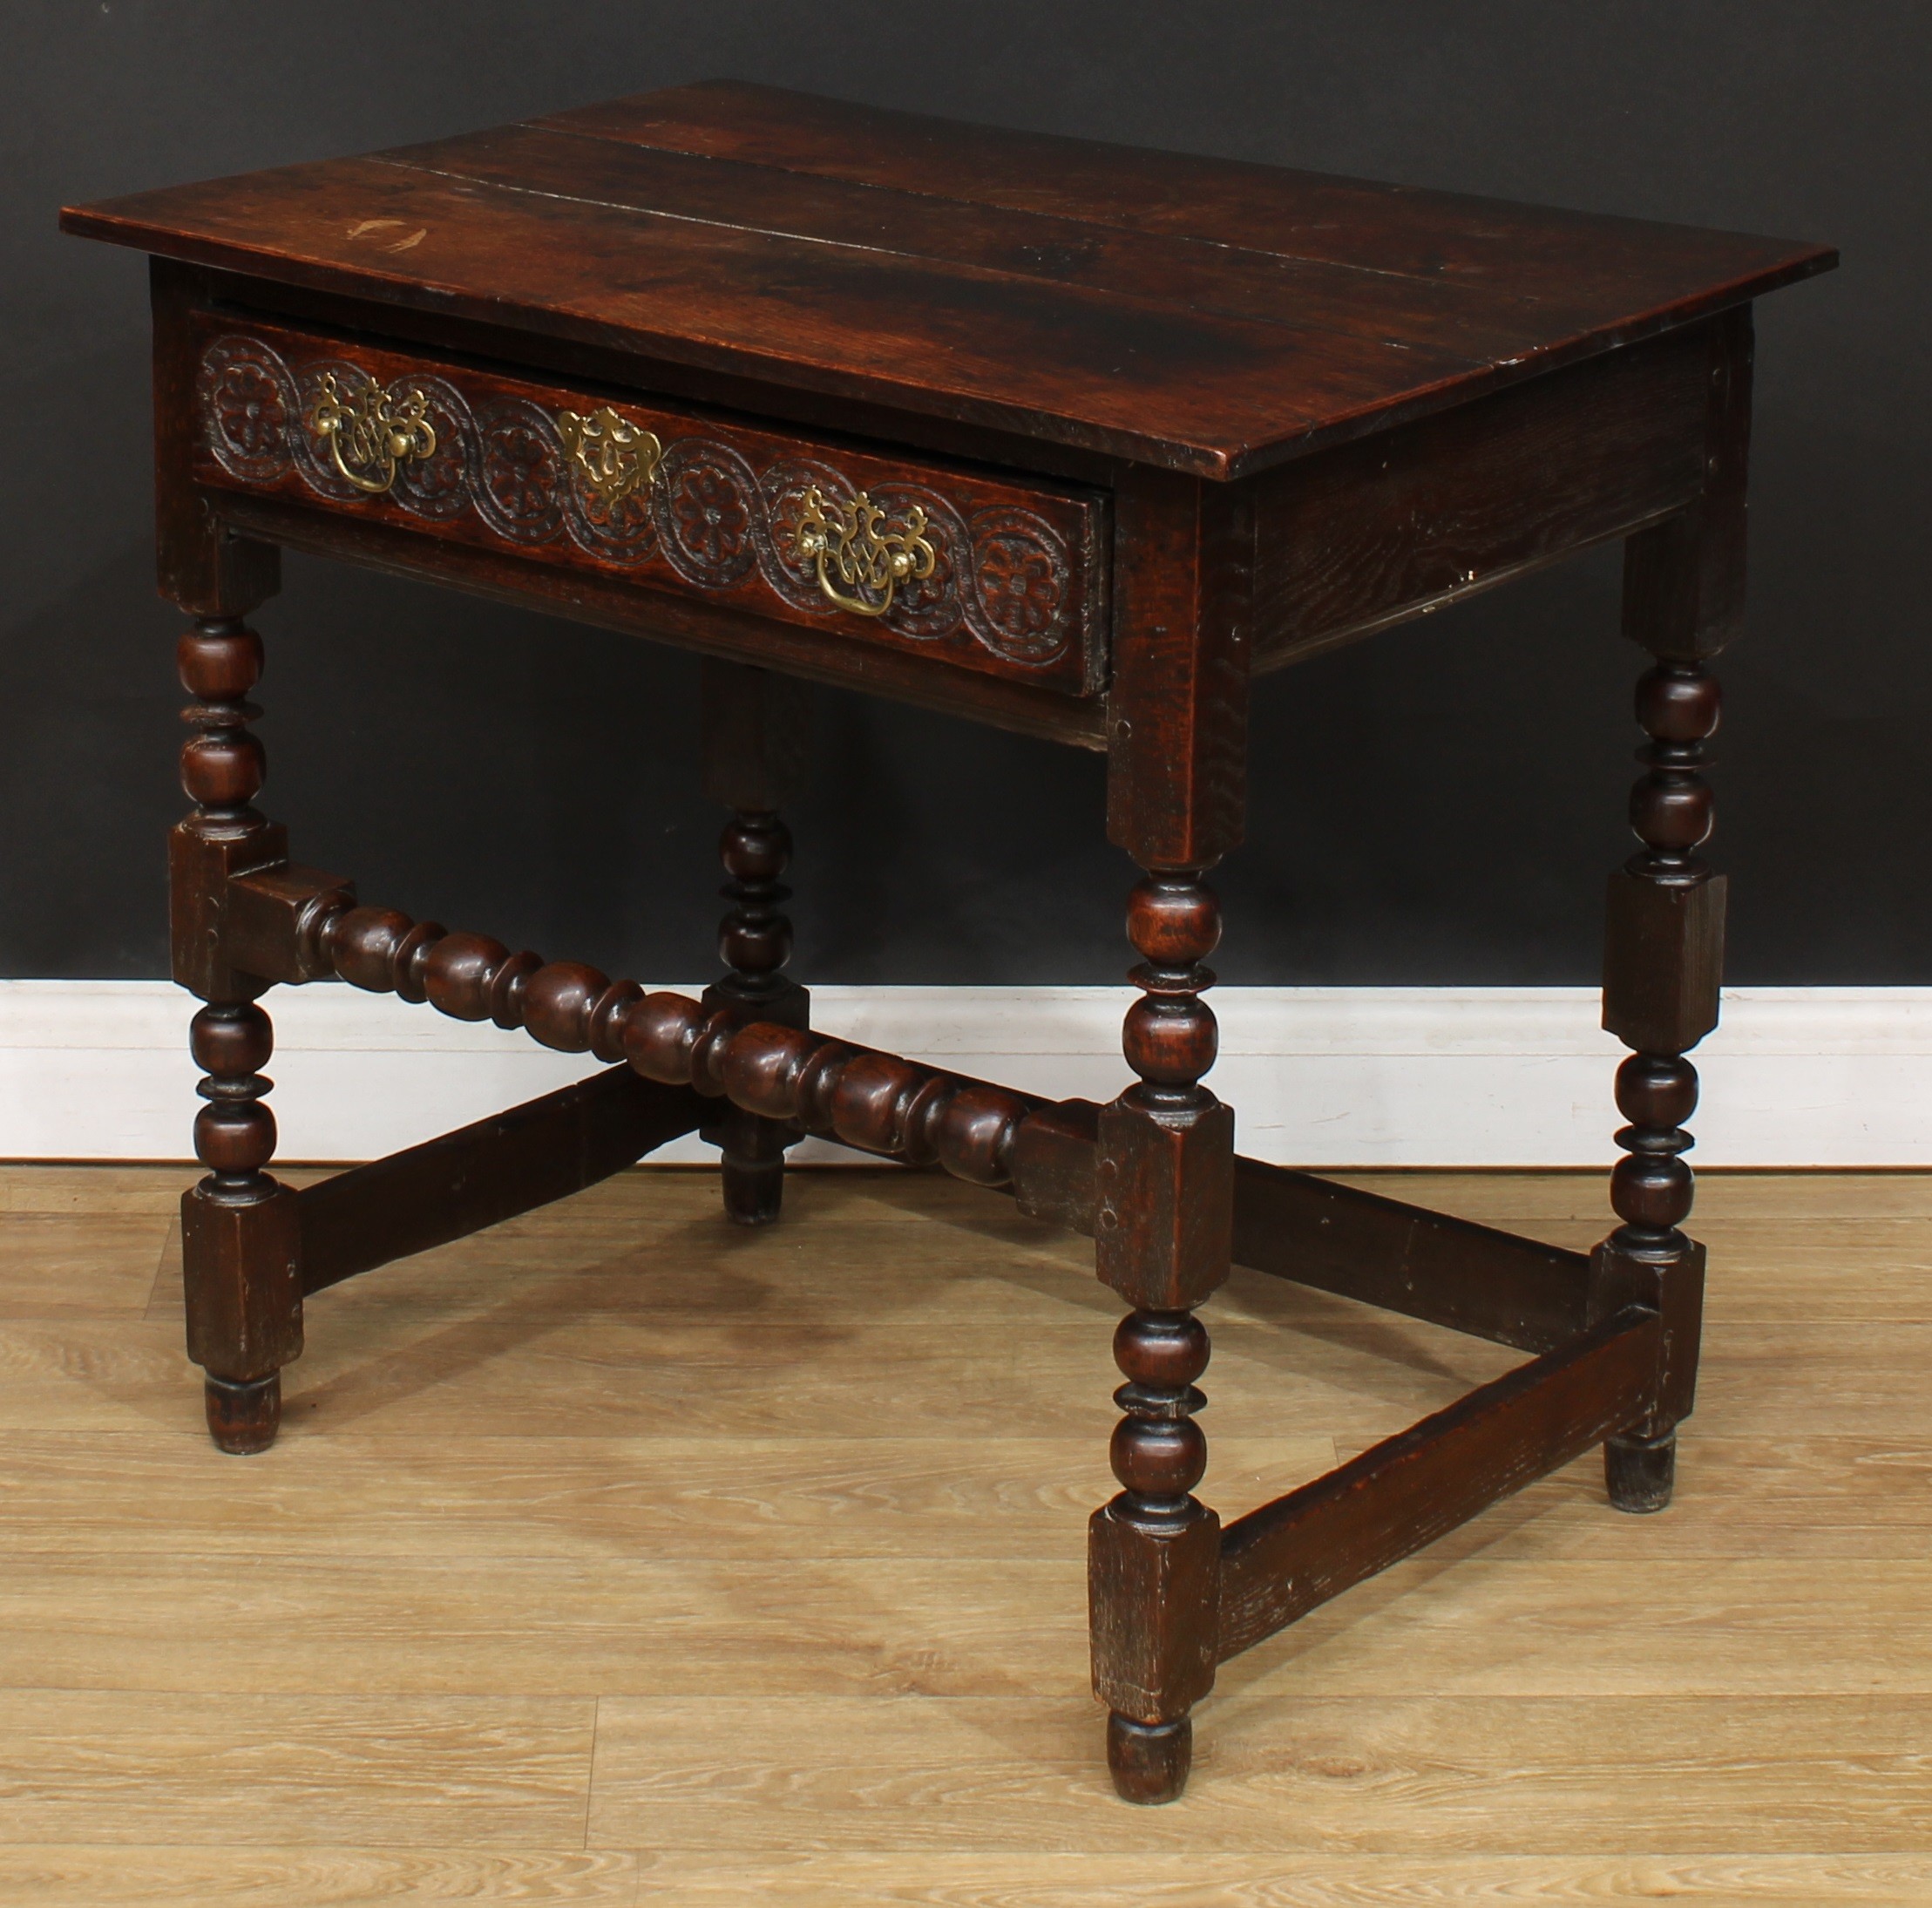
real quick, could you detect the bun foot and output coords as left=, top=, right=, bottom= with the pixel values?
left=1107, top=1711, right=1192, bottom=1804
left=204, top=1372, right=281, bottom=1454
left=722, top=1154, right=785, bottom=1226
left=1606, top=1429, right=1675, bottom=1512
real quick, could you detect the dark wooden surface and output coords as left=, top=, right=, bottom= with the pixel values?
left=1230, top=1156, right=1592, bottom=1355
left=189, top=310, right=1108, bottom=696
left=1585, top=307, right=1743, bottom=1511
left=297, top=1067, right=708, bottom=1297
left=172, top=614, right=300, bottom=1456
left=151, top=263, right=280, bottom=619
left=68, top=79, right=1836, bottom=1806
left=1217, top=1306, right=1663, bottom=1660
left=63, top=80, right=1832, bottom=479
left=211, top=482, right=1111, bottom=749
left=1251, top=316, right=1712, bottom=672
left=1105, top=472, right=1252, bottom=867
left=1013, top=1122, right=1597, bottom=1360
left=699, top=659, right=812, bottom=1226
left=209, top=850, right=1047, bottom=1190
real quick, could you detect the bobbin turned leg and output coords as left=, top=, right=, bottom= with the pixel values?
left=173, top=616, right=302, bottom=1452
left=1594, top=309, right=1750, bottom=1510
left=1091, top=871, right=1232, bottom=1803
left=699, top=661, right=810, bottom=1225
left=1596, top=656, right=1721, bottom=1512
left=1089, top=468, right=1250, bottom=1803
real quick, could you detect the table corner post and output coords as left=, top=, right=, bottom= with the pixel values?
left=151, top=258, right=281, bottom=622
left=1088, top=467, right=1252, bottom=1803
left=150, top=261, right=306, bottom=1452
left=1596, top=306, right=1751, bottom=1511
left=171, top=614, right=303, bottom=1454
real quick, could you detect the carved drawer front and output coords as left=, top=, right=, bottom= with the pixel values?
left=190, top=315, right=1108, bottom=695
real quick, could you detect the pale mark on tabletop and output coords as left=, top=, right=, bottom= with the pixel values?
left=342, top=219, right=428, bottom=252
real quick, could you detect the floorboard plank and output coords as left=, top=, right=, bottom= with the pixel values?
left=0, top=1691, right=594, bottom=1845
left=0, top=1431, right=1335, bottom=1561
left=0, top=1845, right=638, bottom=1908
left=586, top=1693, right=1932, bottom=1854
left=0, top=1163, right=1923, bottom=1898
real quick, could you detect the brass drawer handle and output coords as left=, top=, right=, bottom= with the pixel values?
left=795, top=485, right=936, bottom=617
left=306, top=371, right=437, bottom=494
left=557, top=405, right=663, bottom=506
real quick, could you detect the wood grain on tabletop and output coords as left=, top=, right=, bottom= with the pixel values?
left=58, top=81, right=1833, bottom=477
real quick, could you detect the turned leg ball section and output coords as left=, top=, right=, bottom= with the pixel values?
left=706, top=808, right=803, bottom=1226
left=1091, top=869, right=1231, bottom=1805
left=1095, top=1307, right=1217, bottom=1803
left=186, top=999, right=289, bottom=1454
left=174, top=615, right=302, bottom=1454
left=1596, top=655, right=1724, bottom=1513
left=699, top=661, right=812, bottom=1227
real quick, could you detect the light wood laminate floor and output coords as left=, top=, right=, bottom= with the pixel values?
left=0, top=1162, right=1928, bottom=1905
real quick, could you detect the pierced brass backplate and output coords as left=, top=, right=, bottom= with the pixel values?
left=794, top=485, right=937, bottom=618
left=557, top=405, right=664, bottom=507
left=306, top=371, right=437, bottom=494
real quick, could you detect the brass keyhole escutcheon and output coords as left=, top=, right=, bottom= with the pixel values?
left=306, top=371, right=437, bottom=495
left=794, top=485, right=936, bottom=618
left=557, top=405, right=663, bottom=507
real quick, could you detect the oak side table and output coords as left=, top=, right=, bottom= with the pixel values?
left=63, top=82, right=1834, bottom=1804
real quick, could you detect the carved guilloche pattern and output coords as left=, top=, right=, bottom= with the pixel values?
left=194, top=325, right=1103, bottom=688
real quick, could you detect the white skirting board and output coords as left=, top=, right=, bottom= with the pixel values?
left=0, top=979, right=1925, bottom=1168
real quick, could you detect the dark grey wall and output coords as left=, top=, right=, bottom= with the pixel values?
left=5, top=2, right=1916, bottom=986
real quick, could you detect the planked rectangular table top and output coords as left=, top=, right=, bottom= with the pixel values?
left=62, top=79, right=1834, bottom=479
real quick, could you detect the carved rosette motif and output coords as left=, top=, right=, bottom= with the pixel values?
left=654, top=440, right=761, bottom=588
left=198, top=336, right=298, bottom=485
left=868, top=485, right=970, bottom=640
left=966, top=509, right=1075, bottom=662
left=194, top=334, right=1081, bottom=670
left=387, top=377, right=476, bottom=521
left=472, top=398, right=566, bottom=545
left=566, top=455, right=658, bottom=563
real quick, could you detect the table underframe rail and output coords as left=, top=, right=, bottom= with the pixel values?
left=1216, top=1306, right=1660, bottom=1660
left=184, top=844, right=1671, bottom=1725
left=294, top=1067, right=710, bottom=1298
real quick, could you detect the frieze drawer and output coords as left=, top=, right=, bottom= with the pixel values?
left=190, top=314, right=1109, bottom=696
